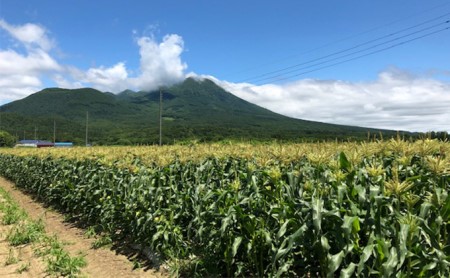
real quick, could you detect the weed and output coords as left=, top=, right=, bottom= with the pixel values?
left=0, top=183, right=87, bottom=277
left=16, top=262, right=30, bottom=273
left=132, top=258, right=142, bottom=269
left=34, top=234, right=63, bottom=257
left=46, top=248, right=86, bottom=277
left=2, top=204, right=26, bottom=225
left=7, top=219, right=45, bottom=246
left=4, top=248, right=19, bottom=266
left=84, top=226, right=96, bottom=239
left=92, top=235, right=112, bottom=249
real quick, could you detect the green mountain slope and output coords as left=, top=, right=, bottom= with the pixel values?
left=0, top=78, right=400, bottom=145
left=2, top=87, right=141, bottom=121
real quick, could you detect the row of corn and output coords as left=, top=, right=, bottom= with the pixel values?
left=0, top=140, right=448, bottom=277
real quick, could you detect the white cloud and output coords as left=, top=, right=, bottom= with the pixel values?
left=130, top=34, right=187, bottom=91
left=206, top=68, right=450, bottom=132
left=0, top=48, right=61, bottom=75
left=55, top=34, right=187, bottom=93
left=52, top=63, right=129, bottom=92
left=0, top=74, right=42, bottom=102
left=0, top=19, right=54, bottom=51
left=0, top=19, right=61, bottom=103
left=82, top=62, right=129, bottom=92
left=0, top=19, right=188, bottom=102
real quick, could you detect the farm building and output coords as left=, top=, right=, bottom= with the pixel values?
left=54, top=142, right=74, bottom=148
left=15, top=140, right=54, bottom=148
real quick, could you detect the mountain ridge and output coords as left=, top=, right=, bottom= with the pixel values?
left=0, top=78, right=401, bottom=145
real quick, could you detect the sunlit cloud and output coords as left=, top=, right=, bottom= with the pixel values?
left=0, top=19, right=54, bottom=51
left=0, top=19, right=188, bottom=101
left=0, top=19, right=61, bottom=102
left=129, top=34, right=187, bottom=91
left=203, top=68, right=450, bottom=132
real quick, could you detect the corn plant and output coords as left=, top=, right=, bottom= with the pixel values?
left=0, top=140, right=448, bottom=276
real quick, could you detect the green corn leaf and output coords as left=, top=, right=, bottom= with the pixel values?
left=275, top=260, right=293, bottom=278
left=397, top=223, right=409, bottom=269
left=312, top=197, right=323, bottom=234
left=342, top=216, right=360, bottom=236
left=420, top=222, right=441, bottom=250
left=339, top=152, right=352, bottom=172
left=352, top=217, right=360, bottom=233
left=274, top=224, right=306, bottom=261
left=419, top=202, right=432, bottom=219
left=382, top=247, right=398, bottom=277
left=342, top=216, right=356, bottom=236
left=221, top=215, right=232, bottom=235
left=321, top=236, right=330, bottom=253
left=357, top=244, right=374, bottom=275
left=419, top=262, right=437, bottom=277
left=152, top=231, right=163, bottom=243
left=327, top=250, right=345, bottom=276
left=277, top=220, right=290, bottom=239
left=440, top=194, right=450, bottom=221
left=274, top=244, right=289, bottom=262
left=340, top=262, right=356, bottom=278
left=232, top=236, right=243, bottom=258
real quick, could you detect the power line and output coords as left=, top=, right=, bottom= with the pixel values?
left=217, top=22, right=450, bottom=94
left=251, top=19, right=450, bottom=84
left=159, top=89, right=162, bottom=146
left=241, top=13, right=450, bottom=84
left=259, top=25, right=450, bottom=84
left=85, top=111, right=89, bottom=147
left=226, top=1, right=450, bottom=80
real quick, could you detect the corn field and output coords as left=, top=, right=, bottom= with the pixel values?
left=0, top=139, right=449, bottom=277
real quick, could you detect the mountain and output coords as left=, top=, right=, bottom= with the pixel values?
left=0, top=78, right=401, bottom=145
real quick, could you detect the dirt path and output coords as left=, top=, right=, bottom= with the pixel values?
left=0, top=177, right=164, bottom=277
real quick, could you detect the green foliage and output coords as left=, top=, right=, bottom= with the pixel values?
left=7, top=219, right=45, bottom=246
left=16, top=262, right=30, bottom=273
left=0, top=142, right=448, bottom=276
left=45, top=247, right=86, bottom=277
left=0, top=130, right=16, bottom=147
left=83, top=226, right=96, bottom=239
left=2, top=203, right=26, bottom=225
left=4, top=249, right=19, bottom=266
left=91, top=235, right=112, bottom=249
left=35, top=235, right=86, bottom=277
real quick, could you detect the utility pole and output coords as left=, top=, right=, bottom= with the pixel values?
left=53, top=119, right=56, bottom=143
left=85, top=111, right=89, bottom=147
left=34, top=126, right=37, bottom=140
left=159, top=89, right=162, bottom=146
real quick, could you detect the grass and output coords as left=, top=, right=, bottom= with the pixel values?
left=4, top=248, right=19, bottom=266
left=45, top=248, right=87, bottom=277
left=83, top=226, right=96, bottom=239
left=36, top=235, right=87, bottom=277
left=2, top=204, right=26, bottom=225
left=16, top=262, right=30, bottom=273
left=91, top=234, right=112, bottom=249
left=7, top=219, right=45, bottom=246
left=0, top=185, right=87, bottom=277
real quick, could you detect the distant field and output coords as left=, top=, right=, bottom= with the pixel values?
left=2, top=139, right=448, bottom=166
left=0, top=139, right=449, bottom=276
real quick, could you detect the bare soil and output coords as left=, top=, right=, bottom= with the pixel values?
left=0, top=177, right=165, bottom=277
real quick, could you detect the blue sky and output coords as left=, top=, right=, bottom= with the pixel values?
left=1, top=0, right=450, bottom=132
